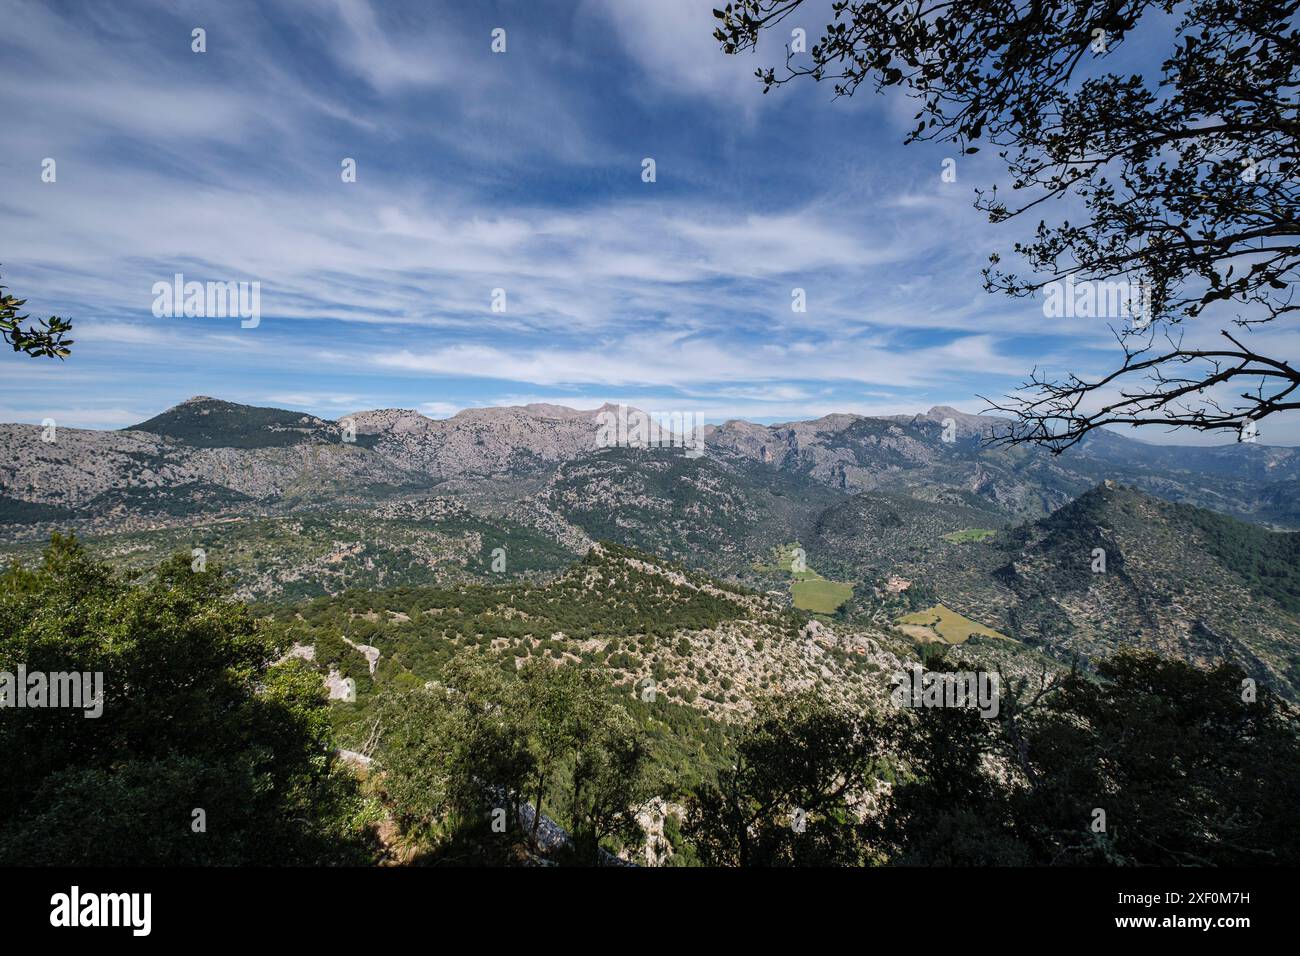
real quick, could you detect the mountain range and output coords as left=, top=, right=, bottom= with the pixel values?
left=2, top=395, right=1297, bottom=699
left=3, top=395, right=1298, bottom=530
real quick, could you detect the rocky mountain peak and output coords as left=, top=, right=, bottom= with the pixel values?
left=345, top=408, right=431, bottom=434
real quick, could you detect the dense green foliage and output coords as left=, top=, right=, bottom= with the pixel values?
left=0, top=493, right=78, bottom=524
left=684, top=650, right=1300, bottom=866
left=685, top=694, right=884, bottom=866
left=0, top=536, right=377, bottom=864
left=274, top=542, right=768, bottom=677
left=1183, top=504, right=1300, bottom=613
left=127, top=398, right=365, bottom=448
left=5, top=532, right=1296, bottom=868
left=1, top=503, right=580, bottom=603
left=878, top=651, right=1300, bottom=865
left=376, top=655, right=649, bottom=865
left=270, top=543, right=753, bottom=793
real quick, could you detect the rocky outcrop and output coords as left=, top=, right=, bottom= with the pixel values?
left=325, top=670, right=356, bottom=702
left=343, top=636, right=381, bottom=675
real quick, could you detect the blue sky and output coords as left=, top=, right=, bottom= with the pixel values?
left=3, top=0, right=1297, bottom=444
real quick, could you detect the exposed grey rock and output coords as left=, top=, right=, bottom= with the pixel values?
left=325, top=671, right=356, bottom=702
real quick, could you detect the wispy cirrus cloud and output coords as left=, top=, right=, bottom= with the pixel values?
left=0, top=0, right=1290, bottom=445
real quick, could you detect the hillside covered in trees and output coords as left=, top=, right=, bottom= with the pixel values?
left=4, top=536, right=1297, bottom=867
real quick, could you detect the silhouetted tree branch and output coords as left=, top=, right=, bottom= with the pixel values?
left=714, top=0, right=1298, bottom=446
left=981, top=327, right=1300, bottom=451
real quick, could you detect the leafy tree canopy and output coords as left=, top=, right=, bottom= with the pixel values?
left=714, top=1, right=1300, bottom=448
left=0, top=271, right=73, bottom=359
left=0, top=535, right=375, bottom=864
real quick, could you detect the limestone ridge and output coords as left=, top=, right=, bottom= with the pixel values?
left=0, top=395, right=1296, bottom=531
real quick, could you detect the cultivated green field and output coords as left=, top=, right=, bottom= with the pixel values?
left=895, top=603, right=1009, bottom=644
left=791, top=577, right=854, bottom=613
left=753, top=542, right=855, bottom=614
left=942, top=528, right=998, bottom=543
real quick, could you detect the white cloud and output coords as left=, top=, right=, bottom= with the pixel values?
left=369, top=331, right=1021, bottom=390
left=317, top=0, right=455, bottom=91
left=582, top=0, right=771, bottom=105
left=0, top=406, right=147, bottom=429
left=417, top=401, right=462, bottom=418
